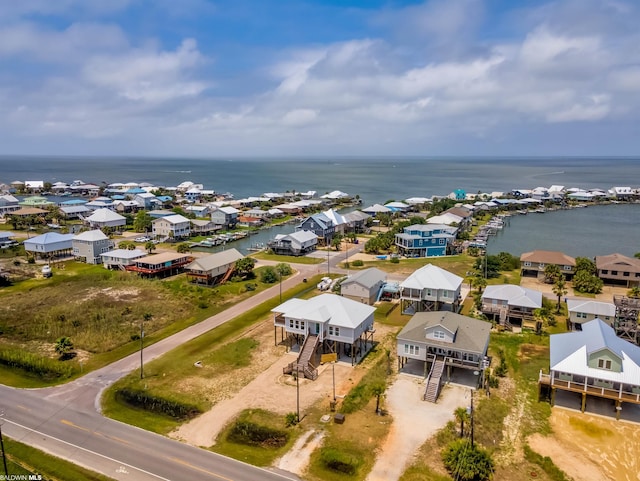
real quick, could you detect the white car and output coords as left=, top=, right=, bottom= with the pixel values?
left=135, top=236, right=151, bottom=242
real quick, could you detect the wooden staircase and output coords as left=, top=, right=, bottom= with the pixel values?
left=284, top=335, right=319, bottom=380
left=423, top=359, right=445, bottom=402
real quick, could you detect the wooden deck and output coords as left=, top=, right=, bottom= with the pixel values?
left=539, top=372, right=640, bottom=405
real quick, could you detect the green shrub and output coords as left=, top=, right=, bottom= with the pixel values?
left=524, top=445, right=571, bottom=481
left=442, top=439, right=494, bottom=481
left=115, top=388, right=201, bottom=420
left=390, top=257, right=400, bottom=264
left=0, top=349, right=74, bottom=380
left=284, top=412, right=298, bottom=427
left=260, top=267, right=278, bottom=284
left=227, top=421, right=289, bottom=448
left=320, top=447, right=360, bottom=475
left=351, top=259, right=364, bottom=267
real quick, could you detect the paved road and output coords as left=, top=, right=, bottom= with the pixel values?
left=0, top=249, right=363, bottom=481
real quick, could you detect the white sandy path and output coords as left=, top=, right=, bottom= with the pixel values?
left=173, top=354, right=357, bottom=448
left=277, top=430, right=325, bottom=476
left=367, top=377, right=468, bottom=481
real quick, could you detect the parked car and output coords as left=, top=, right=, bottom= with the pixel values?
left=135, top=236, right=151, bottom=242
left=317, top=277, right=332, bottom=291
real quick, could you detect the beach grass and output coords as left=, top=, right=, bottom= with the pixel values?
left=250, top=251, right=324, bottom=264
left=0, top=261, right=296, bottom=387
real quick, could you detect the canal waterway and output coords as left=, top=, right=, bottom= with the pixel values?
left=486, top=203, right=639, bottom=259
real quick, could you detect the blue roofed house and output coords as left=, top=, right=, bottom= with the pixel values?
left=541, top=319, right=640, bottom=419
left=395, top=224, right=457, bottom=257
left=72, top=230, right=115, bottom=264
left=0, top=194, right=20, bottom=217
left=211, top=206, right=239, bottom=229
left=400, top=264, right=463, bottom=314
left=297, top=213, right=335, bottom=246
left=134, top=192, right=160, bottom=210
left=24, top=232, right=74, bottom=259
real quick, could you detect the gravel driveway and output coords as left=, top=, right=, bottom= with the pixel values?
left=367, top=376, right=469, bottom=481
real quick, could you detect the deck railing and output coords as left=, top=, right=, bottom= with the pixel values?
left=538, top=370, right=640, bottom=403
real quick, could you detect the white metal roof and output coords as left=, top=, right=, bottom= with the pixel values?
left=566, top=299, right=616, bottom=317
left=100, top=249, right=146, bottom=259
left=74, top=230, right=109, bottom=242
left=86, top=208, right=126, bottom=222
left=550, top=319, right=640, bottom=386
left=482, top=284, right=542, bottom=309
left=271, top=294, right=375, bottom=329
left=156, top=214, right=190, bottom=224
left=400, top=264, right=463, bottom=291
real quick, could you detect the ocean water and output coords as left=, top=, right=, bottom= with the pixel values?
left=2, top=156, right=639, bottom=208
left=1, top=156, right=639, bottom=256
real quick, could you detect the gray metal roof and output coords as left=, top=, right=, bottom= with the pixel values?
left=400, top=264, right=462, bottom=291
left=341, top=268, right=386, bottom=289
left=397, top=311, right=490, bottom=355
left=186, top=248, right=243, bottom=272
left=566, top=299, right=616, bottom=317
left=482, top=284, right=542, bottom=309
left=271, top=293, right=375, bottom=329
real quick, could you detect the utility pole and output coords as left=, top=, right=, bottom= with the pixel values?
left=279, top=268, right=282, bottom=303
left=296, top=366, right=301, bottom=423
left=327, top=246, right=330, bottom=276
left=470, top=389, right=475, bottom=448
left=140, top=317, right=144, bottom=379
left=0, top=410, right=8, bottom=477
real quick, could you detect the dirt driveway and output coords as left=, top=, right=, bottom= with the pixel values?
left=367, top=377, right=468, bottom=481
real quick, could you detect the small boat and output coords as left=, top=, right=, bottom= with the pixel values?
left=376, top=255, right=387, bottom=260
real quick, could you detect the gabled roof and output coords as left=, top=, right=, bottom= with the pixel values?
left=322, top=209, right=347, bottom=226
left=362, top=203, right=391, bottom=213
left=271, top=293, right=375, bottom=329
left=186, top=248, right=243, bottom=271
left=343, top=210, right=370, bottom=222
left=550, top=319, right=640, bottom=385
left=74, top=230, right=109, bottom=242
left=397, top=311, right=490, bottom=355
left=86, top=208, right=126, bottom=222
left=482, top=284, right=542, bottom=309
left=400, top=264, right=463, bottom=291
left=566, top=299, right=616, bottom=317
left=596, top=253, right=640, bottom=274
left=426, top=213, right=463, bottom=225
left=520, top=250, right=576, bottom=266
left=154, top=214, right=190, bottom=225
left=216, top=206, right=239, bottom=214
left=341, top=268, right=386, bottom=289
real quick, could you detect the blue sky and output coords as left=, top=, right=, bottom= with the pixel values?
left=1, top=0, right=639, bottom=157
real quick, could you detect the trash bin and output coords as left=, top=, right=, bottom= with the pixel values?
left=334, top=413, right=345, bottom=424
left=330, top=401, right=337, bottom=412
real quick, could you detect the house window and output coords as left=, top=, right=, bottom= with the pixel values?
left=563, top=265, right=572, bottom=271
left=597, top=359, right=612, bottom=370
left=612, top=270, right=618, bottom=275
left=404, top=344, right=419, bottom=355
left=329, top=326, right=340, bottom=336
left=433, top=330, right=445, bottom=339
left=576, top=312, right=587, bottom=319
left=426, top=289, right=432, bottom=296
left=623, top=272, right=630, bottom=277
left=442, top=290, right=450, bottom=298
left=539, top=263, right=545, bottom=268
left=439, top=238, right=445, bottom=245
left=523, top=261, right=531, bottom=267
left=289, top=320, right=294, bottom=328
left=601, top=269, right=608, bottom=274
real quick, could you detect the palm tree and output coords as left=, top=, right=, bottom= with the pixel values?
left=454, top=407, right=470, bottom=438
left=628, top=286, right=640, bottom=299
left=544, top=264, right=561, bottom=283
left=371, top=381, right=386, bottom=414
left=552, top=276, right=568, bottom=313
left=472, top=276, right=487, bottom=294
left=54, top=336, right=74, bottom=360
left=144, top=241, right=156, bottom=255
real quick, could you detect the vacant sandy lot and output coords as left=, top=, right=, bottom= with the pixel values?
left=528, top=408, right=640, bottom=481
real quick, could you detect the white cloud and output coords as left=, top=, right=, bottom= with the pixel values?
left=83, top=38, right=206, bottom=102
left=281, top=109, right=317, bottom=126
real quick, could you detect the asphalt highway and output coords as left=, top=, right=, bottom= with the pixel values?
left=0, top=246, right=362, bottom=480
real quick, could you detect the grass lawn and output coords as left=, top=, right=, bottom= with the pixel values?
left=343, top=254, right=475, bottom=278
left=251, top=251, right=324, bottom=264
left=0, top=261, right=298, bottom=387
left=212, top=408, right=305, bottom=466
left=4, top=437, right=113, bottom=481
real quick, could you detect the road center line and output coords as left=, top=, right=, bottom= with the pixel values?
left=5, top=418, right=172, bottom=481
